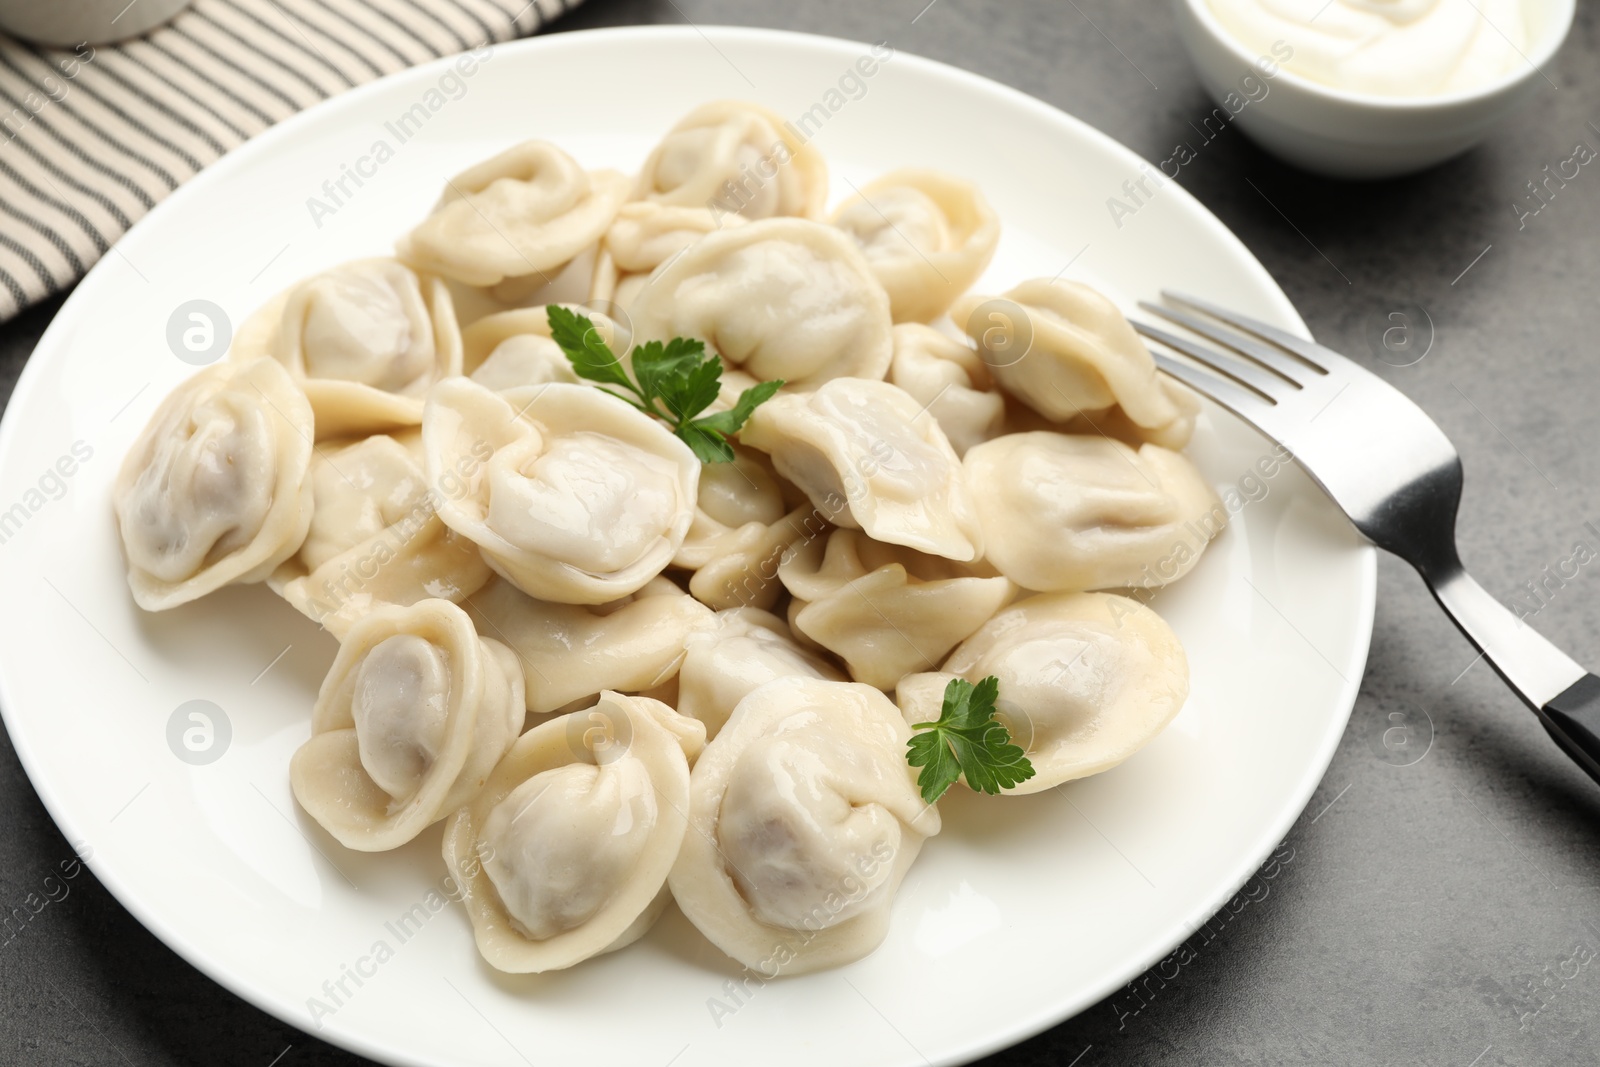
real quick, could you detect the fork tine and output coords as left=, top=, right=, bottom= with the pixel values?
left=1163, top=291, right=1348, bottom=373
left=1132, top=319, right=1287, bottom=401
left=1138, top=301, right=1319, bottom=386
left=1147, top=349, right=1279, bottom=426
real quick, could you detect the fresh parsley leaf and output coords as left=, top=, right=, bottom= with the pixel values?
left=633, top=337, right=707, bottom=414
left=653, top=348, right=723, bottom=422
left=690, top=378, right=784, bottom=436
left=905, top=730, right=962, bottom=806
left=676, top=421, right=737, bottom=464
left=906, top=675, right=1035, bottom=805
left=547, top=305, right=633, bottom=392
left=546, top=307, right=782, bottom=463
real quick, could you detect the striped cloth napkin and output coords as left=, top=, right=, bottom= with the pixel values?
left=0, top=0, right=581, bottom=322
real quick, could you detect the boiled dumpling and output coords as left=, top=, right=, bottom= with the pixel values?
left=460, top=304, right=627, bottom=389
left=670, top=676, right=940, bottom=976
left=950, top=279, right=1194, bottom=449
left=785, top=594, right=829, bottom=657
left=114, top=357, right=314, bottom=610
left=780, top=528, right=1014, bottom=689
left=285, top=435, right=428, bottom=574
left=671, top=443, right=814, bottom=610
left=290, top=599, right=525, bottom=850
left=832, top=169, right=999, bottom=324
left=270, top=434, right=491, bottom=638
left=463, top=576, right=714, bottom=717
left=627, top=218, right=894, bottom=387
left=682, top=505, right=821, bottom=611
left=397, top=140, right=629, bottom=289
left=897, top=592, right=1188, bottom=792
left=1047, top=377, right=1199, bottom=451
left=422, top=378, right=699, bottom=604
left=593, top=202, right=744, bottom=309
left=1001, top=375, right=1201, bottom=453
left=963, top=433, right=1224, bottom=592
left=888, top=323, right=1005, bottom=457
left=231, top=257, right=462, bottom=440
left=689, top=441, right=788, bottom=530
left=480, top=243, right=602, bottom=308
left=740, top=378, right=982, bottom=562
left=635, top=100, right=827, bottom=220
left=676, top=607, right=845, bottom=737
left=442, top=691, right=703, bottom=972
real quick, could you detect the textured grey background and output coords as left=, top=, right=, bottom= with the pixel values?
left=3, top=1, right=1600, bottom=1064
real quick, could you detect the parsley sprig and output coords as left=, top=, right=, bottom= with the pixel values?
left=547, top=305, right=783, bottom=463
left=906, top=676, right=1035, bottom=804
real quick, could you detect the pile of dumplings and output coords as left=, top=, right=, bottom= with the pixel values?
left=113, top=101, right=1225, bottom=978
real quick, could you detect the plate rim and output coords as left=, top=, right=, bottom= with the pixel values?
left=0, top=23, right=1378, bottom=1067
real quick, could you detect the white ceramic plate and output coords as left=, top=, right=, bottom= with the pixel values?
left=0, top=26, right=1374, bottom=1067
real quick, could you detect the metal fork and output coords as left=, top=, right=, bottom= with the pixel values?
left=1131, top=292, right=1600, bottom=787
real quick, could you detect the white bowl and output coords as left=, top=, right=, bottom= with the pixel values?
left=0, top=0, right=193, bottom=45
left=1172, top=0, right=1575, bottom=179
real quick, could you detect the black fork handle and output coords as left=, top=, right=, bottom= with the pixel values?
left=1542, top=674, right=1600, bottom=786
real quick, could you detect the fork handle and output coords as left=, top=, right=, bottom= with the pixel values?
left=1425, top=563, right=1600, bottom=784
left=1542, top=675, right=1600, bottom=786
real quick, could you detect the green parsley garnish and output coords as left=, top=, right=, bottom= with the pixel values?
left=547, top=305, right=783, bottom=463
left=906, top=676, right=1035, bottom=804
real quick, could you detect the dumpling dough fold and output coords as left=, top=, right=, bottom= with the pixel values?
left=675, top=607, right=845, bottom=738
left=888, top=324, right=1005, bottom=457
left=114, top=357, right=314, bottom=610
left=951, top=279, right=1194, bottom=449
left=464, top=576, right=714, bottom=717
left=832, top=169, right=999, bottom=324
left=671, top=444, right=817, bottom=611
left=670, top=676, right=939, bottom=976
left=422, top=378, right=699, bottom=604
left=593, top=202, right=745, bottom=310
left=635, top=100, right=828, bottom=220
left=897, top=592, right=1188, bottom=792
left=460, top=304, right=627, bottom=389
left=441, top=691, right=704, bottom=972
left=398, top=140, right=629, bottom=289
left=780, top=529, right=1015, bottom=689
left=963, top=432, right=1223, bottom=592
left=231, top=257, right=463, bottom=440
left=628, top=217, right=894, bottom=387
left=290, top=599, right=525, bottom=850
left=269, top=434, right=492, bottom=638
left=740, top=378, right=982, bottom=562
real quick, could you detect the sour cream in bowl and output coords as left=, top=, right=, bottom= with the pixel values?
left=1173, top=0, right=1575, bottom=178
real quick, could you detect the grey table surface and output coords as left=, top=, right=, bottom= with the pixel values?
left=3, top=1, right=1600, bottom=1064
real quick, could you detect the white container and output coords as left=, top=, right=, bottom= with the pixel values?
left=1172, top=0, right=1576, bottom=179
left=0, top=0, right=193, bottom=46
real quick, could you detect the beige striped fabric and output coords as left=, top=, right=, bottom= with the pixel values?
left=0, top=0, right=580, bottom=321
